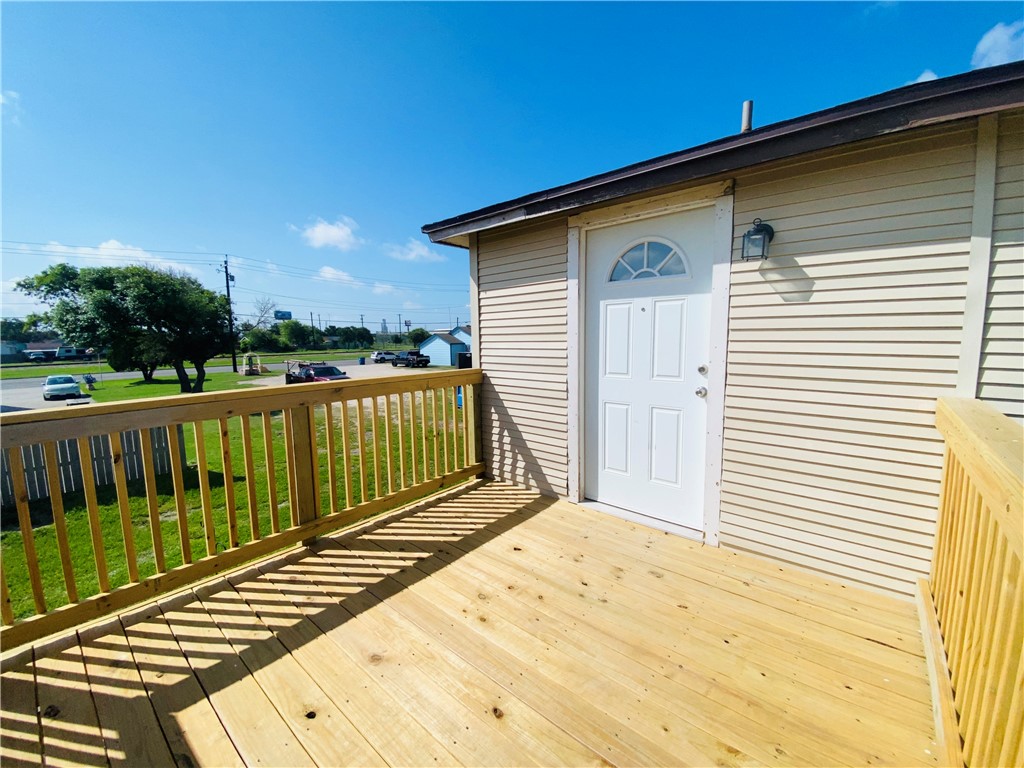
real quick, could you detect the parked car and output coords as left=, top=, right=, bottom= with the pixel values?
left=392, top=350, right=430, bottom=368
left=370, top=351, right=396, bottom=363
left=26, top=351, right=48, bottom=363
left=42, top=375, right=83, bottom=401
left=284, top=360, right=349, bottom=384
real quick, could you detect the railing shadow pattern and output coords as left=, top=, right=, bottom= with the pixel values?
left=1, top=481, right=549, bottom=766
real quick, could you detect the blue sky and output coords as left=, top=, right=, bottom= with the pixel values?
left=2, top=2, right=1022, bottom=333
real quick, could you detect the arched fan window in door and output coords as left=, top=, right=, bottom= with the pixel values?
left=608, top=239, right=689, bottom=282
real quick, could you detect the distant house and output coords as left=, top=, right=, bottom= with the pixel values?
left=419, top=324, right=472, bottom=366
left=0, top=341, right=26, bottom=363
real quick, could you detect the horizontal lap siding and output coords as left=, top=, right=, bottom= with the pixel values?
left=478, top=219, right=569, bottom=495
left=981, top=112, right=1024, bottom=420
left=722, top=123, right=978, bottom=598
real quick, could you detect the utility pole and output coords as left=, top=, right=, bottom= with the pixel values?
left=398, top=313, right=402, bottom=341
left=360, top=314, right=364, bottom=328
left=219, top=256, right=238, bottom=373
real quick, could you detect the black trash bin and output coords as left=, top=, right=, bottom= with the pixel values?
left=457, top=352, right=473, bottom=369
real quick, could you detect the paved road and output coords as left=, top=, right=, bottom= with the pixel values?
left=0, top=358, right=434, bottom=413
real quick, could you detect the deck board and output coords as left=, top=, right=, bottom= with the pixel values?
left=1, top=481, right=941, bottom=767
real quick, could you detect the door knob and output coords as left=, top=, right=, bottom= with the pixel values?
left=695, top=387, right=708, bottom=399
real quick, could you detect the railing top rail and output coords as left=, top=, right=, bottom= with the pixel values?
left=936, top=397, right=1023, bottom=559
left=0, top=368, right=483, bottom=449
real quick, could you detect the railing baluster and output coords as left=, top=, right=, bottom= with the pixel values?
left=431, top=388, right=440, bottom=478
left=283, top=409, right=298, bottom=526
left=261, top=412, right=280, bottom=534
left=193, top=422, right=217, bottom=556
left=931, top=446, right=955, bottom=593
left=384, top=394, right=395, bottom=495
left=409, top=391, right=419, bottom=487
left=341, top=399, right=353, bottom=509
left=7, top=447, right=46, bottom=614
left=77, top=436, right=110, bottom=591
left=992, top=575, right=1023, bottom=768
left=166, top=425, right=192, bottom=564
left=219, top=418, right=238, bottom=548
left=0, top=564, right=13, bottom=625
left=420, top=388, right=429, bottom=480
left=324, top=403, right=338, bottom=514
left=955, top=503, right=995, bottom=702
left=947, top=475, right=979, bottom=682
left=240, top=414, right=261, bottom=541
left=42, top=441, right=78, bottom=602
left=940, top=463, right=969, bottom=626
left=138, top=429, right=166, bottom=574
left=441, top=386, right=451, bottom=474
left=371, top=396, right=382, bottom=499
left=466, top=382, right=480, bottom=466
left=109, top=431, right=140, bottom=583
left=398, top=392, right=408, bottom=489
left=965, top=541, right=1016, bottom=762
left=461, top=385, right=469, bottom=468
left=356, top=397, right=368, bottom=504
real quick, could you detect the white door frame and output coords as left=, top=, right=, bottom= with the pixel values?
left=567, top=181, right=734, bottom=545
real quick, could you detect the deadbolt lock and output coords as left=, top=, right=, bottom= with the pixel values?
left=697, top=364, right=709, bottom=376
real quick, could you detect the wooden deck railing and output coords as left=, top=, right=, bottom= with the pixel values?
left=924, top=397, right=1023, bottom=767
left=0, top=369, right=483, bottom=649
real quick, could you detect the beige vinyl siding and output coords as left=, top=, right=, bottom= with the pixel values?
left=477, top=218, right=569, bottom=495
left=721, top=121, right=979, bottom=598
left=981, top=111, right=1024, bottom=420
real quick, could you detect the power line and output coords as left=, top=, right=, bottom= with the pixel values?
left=1, top=242, right=468, bottom=291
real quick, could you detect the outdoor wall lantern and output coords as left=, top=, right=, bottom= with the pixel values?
left=741, top=218, right=775, bottom=261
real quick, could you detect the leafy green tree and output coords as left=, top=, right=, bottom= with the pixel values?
left=17, top=264, right=232, bottom=393
left=0, top=318, right=55, bottom=344
left=277, top=319, right=322, bottom=350
left=243, top=326, right=285, bottom=352
left=408, top=327, right=430, bottom=345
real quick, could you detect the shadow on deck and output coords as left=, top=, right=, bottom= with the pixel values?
left=1, top=480, right=939, bottom=767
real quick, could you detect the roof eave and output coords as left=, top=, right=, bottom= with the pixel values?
left=423, top=63, right=1024, bottom=246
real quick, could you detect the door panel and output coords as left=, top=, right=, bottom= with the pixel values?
left=649, top=407, right=683, bottom=486
left=651, top=298, right=686, bottom=380
left=602, top=402, right=631, bottom=474
left=583, top=205, right=716, bottom=530
left=603, top=302, right=633, bottom=377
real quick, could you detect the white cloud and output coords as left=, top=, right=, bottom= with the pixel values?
left=908, top=69, right=938, bottom=84
left=372, top=282, right=396, bottom=295
left=384, top=238, right=446, bottom=263
left=1, top=90, right=23, bottom=125
left=315, top=265, right=362, bottom=287
left=971, top=20, right=1024, bottom=69
left=293, top=216, right=362, bottom=251
left=402, top=301, right=423, bottom=310
left=14, top=239, right=201, bottom=276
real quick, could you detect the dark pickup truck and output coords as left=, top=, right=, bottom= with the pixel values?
left=392, top=350, right=430, bottom=368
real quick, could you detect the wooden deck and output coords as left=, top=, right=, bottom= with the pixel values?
left=0, top=480, right=941, bottom=767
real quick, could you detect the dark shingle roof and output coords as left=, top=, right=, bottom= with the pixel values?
left=423, top=62, right=1024, bottom=246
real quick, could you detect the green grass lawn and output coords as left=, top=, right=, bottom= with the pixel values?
left=1, top=388, right=467, bottom=621
left=85, top=373, right=260, bottom=402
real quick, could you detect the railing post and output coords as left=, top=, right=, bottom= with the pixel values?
left=288, top=404, right=320, bottom=544
left=466, top=380, right=482, bottom=471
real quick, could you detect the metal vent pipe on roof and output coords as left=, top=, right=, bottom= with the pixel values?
left=741, top=100, right=753, bottom=133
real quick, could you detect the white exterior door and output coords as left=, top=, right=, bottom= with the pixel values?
left=584, top=205, right=716, bottom=531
